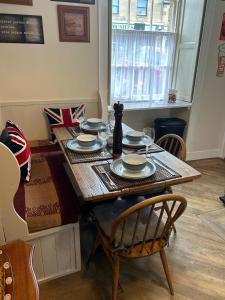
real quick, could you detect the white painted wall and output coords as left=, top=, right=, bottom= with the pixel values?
left=186, top=0, right=225, bottom=160
left=0, top=0, right=98, bottom=102
left=0, top=100, right=98, bottom=140
left=0, top=0, right=99, bottom=139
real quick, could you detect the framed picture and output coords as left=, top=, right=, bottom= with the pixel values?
left=0, top=14, right=44, bottom=44
left=52, top=0, right=95, bottom=4
left=0, top=0, right=33, bottom=5
left=58, top=5, right=90, bottom=42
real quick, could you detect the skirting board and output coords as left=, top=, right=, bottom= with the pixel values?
left=187, top=148, right=221, bottom=161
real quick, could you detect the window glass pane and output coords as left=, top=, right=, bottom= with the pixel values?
left=137, top=8, right=147, bottom=16
left=112, top=6, right=119, bottom=14
left=137, top=0, right=147, bottom=7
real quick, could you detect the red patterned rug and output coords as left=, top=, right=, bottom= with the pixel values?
left=14, top=140, right=80, bottom=233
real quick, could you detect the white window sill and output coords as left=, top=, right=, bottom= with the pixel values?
left=108, top=100, right=192, bottom=112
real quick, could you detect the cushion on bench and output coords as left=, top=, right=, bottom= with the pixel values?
left=0, top=120, right=31, bottom=182
left=44, top=105, right=85, bottom=142
left=14, top=140, right=80, bottom=233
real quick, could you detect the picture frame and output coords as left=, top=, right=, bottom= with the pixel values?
left=58, top=5, right=90, bottom=43
left=0, top=0, right=33, bottom=5
left=52, top=0, right=94, bottom=4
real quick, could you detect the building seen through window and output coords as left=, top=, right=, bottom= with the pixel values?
left=112, top=0, right=175, bottom=32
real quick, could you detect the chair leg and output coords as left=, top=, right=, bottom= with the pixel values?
left=86, top=234, right=101, bottom=268
left=112, top=255, right=120, bottom=300
left=160, top=249, right=174, bottom=295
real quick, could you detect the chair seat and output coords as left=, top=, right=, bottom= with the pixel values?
left=14, top=141, right=80, bottom=233
left=93, top=196, right=167, bottom=248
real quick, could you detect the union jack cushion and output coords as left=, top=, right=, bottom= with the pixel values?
left=2, top=121, right=31, bottom=182
left=44, top=105, right=85, bottom=142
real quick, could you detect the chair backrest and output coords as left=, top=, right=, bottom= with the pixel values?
left=156, top=134, right=186, bottom=161
left=110, top=194, right=187, bottom=256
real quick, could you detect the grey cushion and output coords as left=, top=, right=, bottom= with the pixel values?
left=93, top=196, right=166, bottom=248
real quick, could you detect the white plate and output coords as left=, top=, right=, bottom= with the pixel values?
left=80, top=121, right=107, bottom=133
left=67, top=139, right=103, bottom=153
left=123, top=135, right=154, bottom=148
left=87, top=118, right=103, bottom=126
left=110, top=158, right=156, bottom=180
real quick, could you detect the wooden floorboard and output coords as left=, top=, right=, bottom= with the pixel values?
left=40, top=158, right=225, bottom=300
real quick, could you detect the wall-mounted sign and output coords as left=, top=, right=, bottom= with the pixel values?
left=51, top=0, right=95, bottom=4
left=217, top=43, right=225, bottom=77
left=219, top=13, right=225, bottom=40
left=0, top=14, right=44, bottom=44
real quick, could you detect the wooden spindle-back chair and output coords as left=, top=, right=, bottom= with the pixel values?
left=156, top=134, right=186, bottom=161
left=92, top=194, right=187, bottom=299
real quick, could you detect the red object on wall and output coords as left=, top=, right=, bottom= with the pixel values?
left=220, top=13, right=225, bottom=40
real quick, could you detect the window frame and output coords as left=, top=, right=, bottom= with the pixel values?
left=108, top=0, right=206, bottom=106
left=136, top=0, right=148, bottom=17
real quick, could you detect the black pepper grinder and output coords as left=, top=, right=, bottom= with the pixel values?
left=113, top=101, right=124, bottom=158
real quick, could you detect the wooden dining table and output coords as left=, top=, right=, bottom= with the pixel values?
left=54, top=125, right=201, bottom=203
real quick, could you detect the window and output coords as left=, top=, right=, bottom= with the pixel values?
left=137, top=0, right=148, bottom=17
left=111, top=0, right=178, bottom=103
left=112, top=0, right=119, bottom=15
left=110, top=0, right=206, bottom=104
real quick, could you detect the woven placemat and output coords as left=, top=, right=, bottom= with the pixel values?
left=67, top=127, right=81, bottom=138
left=67, top=127, right=164, bottom=155
left=61, top=139, right=113, bottom=164
left=122, top=143, right=164, bottom=155
left=92, top=156, right=181, bottom=192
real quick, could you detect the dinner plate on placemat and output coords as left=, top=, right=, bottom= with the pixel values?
left=80, top=121, right=107, bottom=133
left=122, top=135, right=154, bottom=148
left=92, top=157, right=181, bottom=192
left=67, top=139, right=104, bottom=153
left=110, top=158, right=156, bottom=180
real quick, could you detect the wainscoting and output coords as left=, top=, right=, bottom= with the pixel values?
left=0, top=98, right=99, bottom=141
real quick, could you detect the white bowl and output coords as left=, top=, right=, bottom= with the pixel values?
left=122, top=154, right=146, bottom=171
left=126, top=131, right=145, bottom=142
left=77, top=134, right=97, bottom=147
left=87, top=118, right=103, bottom=127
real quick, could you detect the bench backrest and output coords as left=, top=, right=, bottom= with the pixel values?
left=0, top=142, right=29, bottom=242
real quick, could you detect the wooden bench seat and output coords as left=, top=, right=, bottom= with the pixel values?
left=14, top=140, right=80, bottom=233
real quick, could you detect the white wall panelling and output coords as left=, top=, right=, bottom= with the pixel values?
left=28, top=224, right=81, bottom=283
left=0, top=99, right=98, bottom=140
left=0, top=142, right=81, bottom=282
